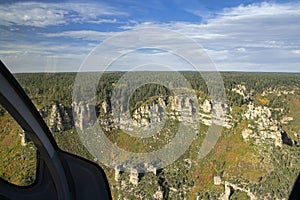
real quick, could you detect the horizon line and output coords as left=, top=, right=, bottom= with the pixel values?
left=12, top=70, right=300, bottom=74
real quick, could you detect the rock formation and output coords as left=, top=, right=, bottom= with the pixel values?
left=242, top=102, right=284, bottom=147
left=72, top=101, right=96, bottom=130
left=153, top=188, right=163, bottom=200
left=129, top=169, right=139, bottom=185
left=95, top=95, right=231, bottom=133
left=223, top=181, right=257, bottom=200
left=20, top=131, right=30, bottom=146
left=49, top=103, right=72, bottom=132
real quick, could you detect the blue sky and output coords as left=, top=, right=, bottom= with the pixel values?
left=0, top=0, right=300, bottom=72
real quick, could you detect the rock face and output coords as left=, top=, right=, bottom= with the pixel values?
left=129, top=169, right=139, bottom=185
left=70, top=87, right=292, bottom=149
left=49, top=103, right=72, bottom=132
left=20, top=131, right=30, bottom=146
left=214, top=175, right=222, bottom=185
left=96, top=95, right=231, bottom=132
left=262, top=87, right=295, bottom=96
left=201, top=99, right=212, bottom=113
left=200, top=100, right=231, bottom=128
left=114, top=165, right=123, bottom=182
left=44, top=91, right=291, bottom=150
left=223, top=181, right=257, bottom=200
left=132, top=98, right=166, bottom=126
left=223, top=182, right=233, bottom=200
left=114, top=163, right=157, bottom=185
left=153, top=188, right=163, bottom=200
left=242, top=102, right=283, bottom=147
left=72, top=101, right=96, bottom=130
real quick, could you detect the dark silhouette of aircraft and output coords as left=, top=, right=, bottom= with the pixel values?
left=0, top=60, right=111, bottom=200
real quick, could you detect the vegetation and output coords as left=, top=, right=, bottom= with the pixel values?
left=0, top=110, right=36, bottom=186
left=0, top=71, right=299, bottom=199
left=14, top=71, right=300, bottom=109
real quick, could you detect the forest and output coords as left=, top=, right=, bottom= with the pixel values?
left=13, top=71, right=300, bottom=110
left=0, top=71, right=300, bottom=199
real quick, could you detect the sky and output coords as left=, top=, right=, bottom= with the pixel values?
left=0, top=0, right=300, bottom=72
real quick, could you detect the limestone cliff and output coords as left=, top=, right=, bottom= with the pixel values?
left=48, top=103, right=72, bottom=132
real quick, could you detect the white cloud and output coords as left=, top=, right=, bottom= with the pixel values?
left=0, top=2, right=66, bottom=27
left=74, top=28, right=217, bottom=72
left=0, top=39, right=97, bottom=72
left=43, top=30, right=116, bottom=41
left=121, top=2, right=300, bottom=71
left=236, top=48, right=246, bottom=53
left=0, top=2, right=126, bottom=27
left=1, top=1, right=300, bottom=72
left=88, top=18, right=118, bottom=24
left=291, top=50, right=300, bottom=55
left=2, top=52, right=85, bottom=73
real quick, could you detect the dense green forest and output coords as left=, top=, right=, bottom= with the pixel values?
left=13, top=72, right=300, bottom=109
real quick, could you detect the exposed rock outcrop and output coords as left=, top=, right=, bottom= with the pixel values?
left=72, top=101, right=96, bottom=130
left=19, top=131, right=30, bottom=146
left=153, top=188, right=163, bottom=200
left=213, top=175, right=222, bottom=185
left=95, top=95, right=231, bottom=132
left=49, top=103, right=72, bottom=133
left=242, top=102, right=283, bottom=147
left=71, top=87, right=292, bottom=149
left=262, top=87, right=295, bottom=96
left=129, top=169, right=139, bottom=185
left=201, top=99, right=212, bottom=113
left=223, top=181, right=256, bottom=200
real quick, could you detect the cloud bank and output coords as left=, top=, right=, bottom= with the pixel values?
left=0, top=2, right=126, bottom=27
left=1, top=1, right=299, bottom=72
